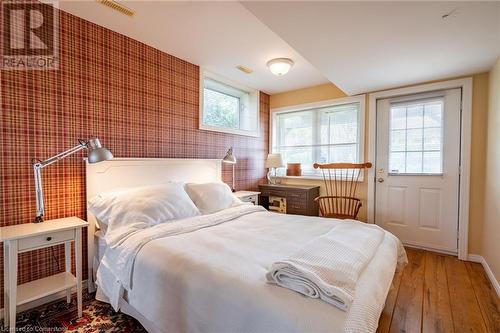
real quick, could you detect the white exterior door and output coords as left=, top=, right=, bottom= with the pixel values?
left=375, top=88, right=461, bottom=253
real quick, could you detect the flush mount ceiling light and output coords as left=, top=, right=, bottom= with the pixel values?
left=267, top=58, right=294, bottom=76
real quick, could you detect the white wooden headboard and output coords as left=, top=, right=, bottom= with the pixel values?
left=85, top=158, right=222, bottom=291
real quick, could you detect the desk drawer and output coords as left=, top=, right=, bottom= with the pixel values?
left=18, top=229, right=74, bottom=252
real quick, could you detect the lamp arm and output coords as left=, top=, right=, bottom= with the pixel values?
left=37, top=141, right=87, bottom=168
left=32, top=141, right=88, bottom=223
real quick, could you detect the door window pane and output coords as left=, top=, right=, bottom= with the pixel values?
left=407, top=128, right=423, bottom=151
left=391, top=130, right=406, bottom=151
left=389, top=99, right=443, bottom=174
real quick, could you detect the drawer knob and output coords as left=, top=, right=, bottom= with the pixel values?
left=46, top=236, right=52, bottom=241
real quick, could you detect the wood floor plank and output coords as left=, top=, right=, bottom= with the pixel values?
left=389, top=248, right=425, bottom=333
left=422, top=251, right=454, bottom=333
left=445, top=256, right=487, bottom=333
left=377, top=268, right=403, bottom=333
left=465, top=262, right=500, bottom=333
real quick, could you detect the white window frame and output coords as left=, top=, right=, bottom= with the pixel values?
left=270, top=95, right=366, bottom=180
left=199, top=70, right=260, bottom=137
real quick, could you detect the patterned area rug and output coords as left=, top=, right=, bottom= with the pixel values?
left=3, top=292, right=146, bottom=332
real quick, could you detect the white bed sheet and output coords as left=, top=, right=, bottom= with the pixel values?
left=97, top=211, right=402, bottom=333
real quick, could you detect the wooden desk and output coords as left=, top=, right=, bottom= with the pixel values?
left=258, top=184, right=320, bottom=216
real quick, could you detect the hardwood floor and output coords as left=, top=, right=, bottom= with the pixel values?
left=377, top=248, right=500, bottom=333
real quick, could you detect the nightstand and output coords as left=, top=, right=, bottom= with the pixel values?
left=234, top=191, right=260, bottom=205
left=0, top=217, right=88, bottom=331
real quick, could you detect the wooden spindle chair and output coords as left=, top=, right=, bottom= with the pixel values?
left=313, top=162, right=372, bottom=220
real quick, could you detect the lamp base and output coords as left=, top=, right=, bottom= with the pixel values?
left=267, top=169, right=278, bottom=184
left=34, top=215, right=44, bottom=223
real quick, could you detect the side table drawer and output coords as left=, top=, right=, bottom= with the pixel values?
left=240, top=194, right=258, bottom=204
left=18, top=229, right=75, bottom=252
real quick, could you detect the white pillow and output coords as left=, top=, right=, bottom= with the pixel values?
left=88, top=183, right=200, bottom=243
left=185, top=182, right=241, bottom=214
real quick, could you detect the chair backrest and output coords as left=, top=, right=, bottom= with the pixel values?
left=313, top=162, right=372, bottom=219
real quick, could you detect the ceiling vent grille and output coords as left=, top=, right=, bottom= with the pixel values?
left=236, top=65, right=253, bottom=74
left=96, top=0, right=135, bottom=17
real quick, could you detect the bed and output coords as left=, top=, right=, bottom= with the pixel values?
left=86, top=158, right=406, bottom=333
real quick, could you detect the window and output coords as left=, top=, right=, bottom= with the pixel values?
left=271, top=96, right=365, bottom=177
left=200, top=72, right=259, bottom=137
left=389, top=98, right=443, bottom=174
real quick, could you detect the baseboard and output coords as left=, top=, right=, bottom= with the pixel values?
left=0, top=280, right=88, bottom=320
left=468, top=254, right=500, bottom=297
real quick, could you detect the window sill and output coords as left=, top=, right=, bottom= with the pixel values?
left=278, top=175, right=365, bottom=182
left=199, top=124, right=260, bottom=138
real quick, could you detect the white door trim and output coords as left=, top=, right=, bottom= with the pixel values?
left=367, top=78, right=473, bottom=260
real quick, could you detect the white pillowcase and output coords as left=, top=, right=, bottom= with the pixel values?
left=88, top=183, right=200, bottom=244
left=185, top=182, right=242, bottom=215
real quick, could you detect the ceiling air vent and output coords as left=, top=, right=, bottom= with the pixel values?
left=236, top=65, right=253, bottom=74
left=96, top=0, right=135, bottom=17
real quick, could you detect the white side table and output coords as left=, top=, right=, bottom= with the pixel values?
left=234, top=191, right=260, bottom=205
left=0, top=217, right=88, bottom=331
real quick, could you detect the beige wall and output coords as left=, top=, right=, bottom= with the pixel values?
left=483, top=58, right=500, bottom=280
left=269, top=74, right=490, bottom=254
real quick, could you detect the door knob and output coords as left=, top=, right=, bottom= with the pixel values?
left=377, top=178, right=384, bottom=183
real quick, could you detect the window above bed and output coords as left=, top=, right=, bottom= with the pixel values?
left=271, top=95, right=365, bottom=178
left=200, top=71, right=260, bottom=137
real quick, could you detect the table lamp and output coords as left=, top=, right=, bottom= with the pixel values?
left=266, top=153, right=284, bottom=184
left=222, top=147, right=237, bottom=192
left=32, top=138, right=113, bottom=223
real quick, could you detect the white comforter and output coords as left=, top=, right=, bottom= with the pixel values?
left=96, top=205, right=406, bottom=333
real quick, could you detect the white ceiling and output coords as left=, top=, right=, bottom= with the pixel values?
left=242, top=1, right=500, bottom=95
left=60, top=1, right=499, bottom=96
left=59, top=1, right=328, bottom=95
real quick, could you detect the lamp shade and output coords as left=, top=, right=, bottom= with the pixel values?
left=222, top=148, right=236, bottom=164
left=265, top=153, right=284, bottom=168
left=87, top=138, right=113, bottom=164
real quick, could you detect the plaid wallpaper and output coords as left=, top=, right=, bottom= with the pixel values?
left=0, top=9, right=269, bottom=305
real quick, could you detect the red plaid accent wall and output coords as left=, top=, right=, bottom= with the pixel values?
left=0, top=9, right=269, bottom=305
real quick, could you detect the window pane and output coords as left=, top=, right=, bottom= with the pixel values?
left=391, top=107, right=406, bottom=130
left=279, top=111, right=313, bottom=146
left=406, top=105, right=423, bottom=129
left=424, top=102, right=442, bottom=127
left=203, top=88, right=239, bottom=129
left=391, top=130, right=406, bottom=152
left=406, top=152, right=423, bottom=173
left=424, top=127, right=441, bottom=150
left=423, top=151, right=442, bottom=173
left=389, top=152, right=406, bottom=173
left=322, top=109, right=358, bottom=144
left=328, top=144, right=357, bottom=163
left=407, top=128, right=423, bottom=151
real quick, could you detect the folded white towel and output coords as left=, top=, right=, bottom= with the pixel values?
left=266, top=221, right=385, bottom=311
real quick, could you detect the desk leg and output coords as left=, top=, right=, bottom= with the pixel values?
left=75, top=228, right=82, bottom=317
left=64, top=242, right=71, bottom=303
left=3, top=242, right=9, bottom=329
left=8, top=240, right=17, bottom=332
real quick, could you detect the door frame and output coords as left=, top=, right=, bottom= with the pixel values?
left=367, top=78, right=473, bottom=260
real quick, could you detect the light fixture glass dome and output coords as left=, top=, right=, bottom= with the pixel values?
left=267, top=58, right=294, bottom=76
